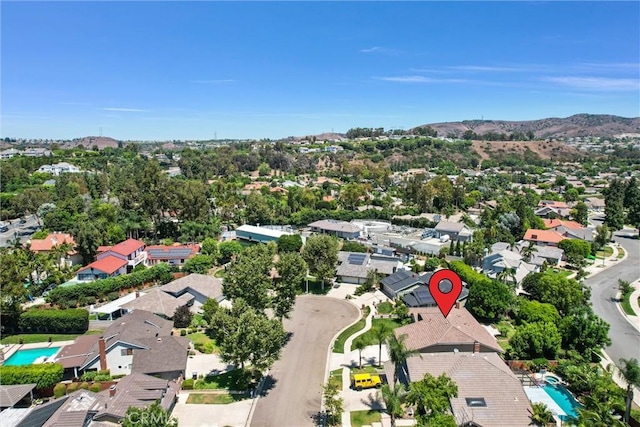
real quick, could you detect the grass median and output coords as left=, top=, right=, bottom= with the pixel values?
left=333, top=306, right=370, bottom=354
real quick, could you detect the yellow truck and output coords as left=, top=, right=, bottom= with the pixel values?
left=352, top=373, right=382, bottom=391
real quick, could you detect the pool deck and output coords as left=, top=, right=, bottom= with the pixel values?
left=523, top=386, right=567, bottom=419
left=1, top=340, right=74, bottom=364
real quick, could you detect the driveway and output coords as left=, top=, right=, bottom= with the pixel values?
left=250, top=295, right=359, bottom=427
left=586, top=231, right=640, bottom=365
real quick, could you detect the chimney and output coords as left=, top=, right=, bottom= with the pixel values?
left=473, top=341, right=480, bottom=354
left=109, top=385, right=116, bottom=398
left=98, top=337, right=107, bottom=371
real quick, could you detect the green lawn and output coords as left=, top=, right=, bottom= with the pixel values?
left=213, top=269, right=226, bottom=278
left=194, top=369, right=255, bottom=391
left=186, top=392, right=247, bottom=404
left=350, top=410, right=382, bottom=427
left=617, top=248, right=626, bottom=259
left=494, top=320, right=516, bottom=352
left=376, top=301, right=394, bottom=314
left=350, top=366, right=379, bottom=375
left=621, top=292, right=636, bottom=316
left=596, top=245, right=614, bottom=259
left=187, top=332, right=219, bottom=354
left=355, top=318, right=404, bottom=347
left=0, top=330, right=103, bottom=344
left=333, top=307, right=371, bottom=354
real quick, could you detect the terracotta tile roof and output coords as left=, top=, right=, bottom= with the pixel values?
left=395, top=307, right=502, bottom=353
left=107, top=238, right=145, bottom=256
left=404, top=353, right=533, bottom=427
left=543, top=219, right=584, bottom=230
left=523, top=229, right=566, bottom=244
left=28, top=233, right=76, bottom=252
left=76, top=255, right=128, bottom=275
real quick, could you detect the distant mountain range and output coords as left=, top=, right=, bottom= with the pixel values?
left=414, top=114, right=640, bottom=139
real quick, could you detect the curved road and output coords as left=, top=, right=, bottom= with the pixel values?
left=586, top=227, right=640, bottom=366
left=251, top=295, right=359, bottom=427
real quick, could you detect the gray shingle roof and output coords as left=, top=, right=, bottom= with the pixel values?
left=405, top=353, right=533, bottom=427
left=160, top=273, right=224, bottom=300
left=131, top=336, right=189, bottom=376
left=0, top=384, right=36, bottom=408
left=122, top=289, right=193, bottom=318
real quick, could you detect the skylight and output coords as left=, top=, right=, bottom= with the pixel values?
left=465, top=397, right=487, bottom=407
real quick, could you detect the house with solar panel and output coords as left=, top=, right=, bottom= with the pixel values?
left=145, top=244, right=199, bottom=267
left=335, top=251, right=404, bottom=284
left=380, top=269, right=468, bottom=308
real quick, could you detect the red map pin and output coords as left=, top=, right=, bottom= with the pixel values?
left=428, top=269, right=463, bottom=318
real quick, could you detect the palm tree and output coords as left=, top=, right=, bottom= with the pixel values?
left=373, top=322, right=393, bottom=368
left=531, top=402, right=555, bottom=426
left=387, top=333, right=420, bottom=384
left=521, top=241, right=538, bottom=262
left=619, top=358, right=640, bottom=425
left=380, top=382, right=405, bottom=427
left=353, top=338, right=366, bottom=369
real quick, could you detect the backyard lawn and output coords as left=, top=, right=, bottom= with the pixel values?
left=376, top=301, right=394, bottom=314
left=0, top=330, right=103, bottom=345
left=350, top=410, right=382, bottom=427
left=186, top=392, right=247, bottom=404
left=187, top=332, right=219, bottom=354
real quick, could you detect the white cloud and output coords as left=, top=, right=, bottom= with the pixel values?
left=544, top=76, right=640, bottom=91
left=101, top=108, right=150, bottom=112
left=448, top=65, right=520, bottom=72
left=360, top=46, right=383, bottom=53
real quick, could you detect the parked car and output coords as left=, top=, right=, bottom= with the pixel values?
left=352, top=373, right=382, bottom=391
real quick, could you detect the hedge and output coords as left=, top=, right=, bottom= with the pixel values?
left=46, top=263, right=173, bottom=306
left=0, top=363, right=64, bottom=389
left=53, top=383, right=66, bottom=398
left=449, top=260, right=493, bottom=288
left=19, top=308, right=89, bottom=334
left=182, top=378, right=194, bottom=390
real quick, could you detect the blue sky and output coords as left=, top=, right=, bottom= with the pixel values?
left=2, top=1, right=639, bottom=140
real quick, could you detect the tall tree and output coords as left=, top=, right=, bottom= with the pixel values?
left=559, top=306, right=611, bottom=361
left=302, top=235, right=339, bottom=289
left=619, top=358, right=640, bottom=425
left=122, top=401, right=178, bottom=427
left=273, top=252, right=307, bottom=319
left=223, top=245, right=273, bottom=313
left=353, top=338, right=366, bottom=369
left=322, top=380, right=344, bottom=426
left=373, top=322, right=393, bottom=367
left=406, top=373, right=458, bottom=427
left=73, top=221, right=100, bottom=264
left=387, top=333, right=420, bottom=384
left=380, top=383, right=405, bottom=427
left=571, top=201, right=589, bottom=226
left=604, top=178, right=626, bottom=231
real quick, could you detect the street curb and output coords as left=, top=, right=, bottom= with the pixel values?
left=245, top=370, right=268, bottom=427
left=615, top=289, right=640, bottom=332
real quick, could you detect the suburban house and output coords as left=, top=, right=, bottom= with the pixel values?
left=0, top=384, right=36, bottom=411
left=380, top=270, right=468, bottom=308
left=75, top=256, right=128, bottom=281
left=11, top=373, right=179, bottom=427
left=522, top=229, right=566, bottom=247
left=535, top=200, right=572, bottom=219
left=393, top=306, right=503, bottom=354
left=235, top=224, right=294, bottom=244
left=308, top=219, right=361, bottom=239
left=54, top=310, right=188, bottom=379
left=335, top=251, right=403, bottom=284
left=97, top=238, right=147, bottom=272
left=396, top=352, right=533, bottom=427
left=145, top=244, right=199, bottom=267
left=543, top=219, right=594, bottom=242
left=434, top=220, right=473, bottom=242
left=160, top=274, right=225, bottom=310
left=482, top=244, right=538, bottom=285
left=121, top=289, right=194, bottom=319
left=516, top=242, right=564, bottom=267
left=585, top=197, right=606, bottom=211
left=27, top=232, right=82, bottom=266
left=36, top=162, right=81, bottom=175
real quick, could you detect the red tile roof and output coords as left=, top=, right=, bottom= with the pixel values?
left=108, top=238, right=145, bottom=256
left=76, top=255, right=128, bottom=275
left=543, top=219, right=584, bottom=230
left=523, top=229, right=566, bottom=244
left=28, top=233, right=76, bottom=252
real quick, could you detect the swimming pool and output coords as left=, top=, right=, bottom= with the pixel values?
left=543, top=384, right=582, bottom=420
left=545, top=375, right=561, bottom=385
left=3, top=347, right=60, bottom=366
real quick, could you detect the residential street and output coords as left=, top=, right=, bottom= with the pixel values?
left=250, top=295, right=359, bottom=427
left=587, top=230, right=640, bottom=366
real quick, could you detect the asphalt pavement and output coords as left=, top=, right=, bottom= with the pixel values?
left=586, top=231, right=640, bottom=366
left=0, top=215, right=41, bottom=247
left=250, top=295, right=359, bottom=427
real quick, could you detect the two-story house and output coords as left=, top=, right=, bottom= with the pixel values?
left=97, top=238, right=147, bottom=273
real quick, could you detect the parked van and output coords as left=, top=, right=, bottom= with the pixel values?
left=352, top=373, right=382, bottom=391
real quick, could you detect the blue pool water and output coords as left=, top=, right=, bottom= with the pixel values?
left=545, top=376, right=560, bottom=385
left=543, top=384, right=582, bottom=420
left=4, top=347, right=60, bottom=366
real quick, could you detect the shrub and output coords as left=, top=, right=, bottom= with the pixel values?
left=0, top=363, right=64, bottom=389
left=79, top=382, right=90, bottom=390
left=107, top=292, right=120, bottom=301
left=111, top=374, right=126, bottom=380
left=89, top=382, right=102, bottom=393
left=66, top=382, right=79, bottom=393
left=19, top=308, right=89, bottom=333
left=81, top=371, right=96, bottom=381
left=180, top=329, right=187, bottom=336
left=182, top=379, right=194, bottom=390
left=531, top=358, right=550, bottom=372
left=173, top=305, right=193, bottom=329
left=53, top=383, right=67, bottom=398
left=203, top=342, right=215, bottom=354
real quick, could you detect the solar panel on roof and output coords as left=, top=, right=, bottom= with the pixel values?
left=347, top=254, right=367, bottom=265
